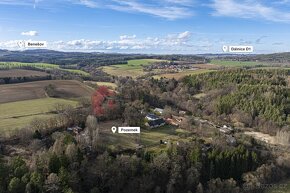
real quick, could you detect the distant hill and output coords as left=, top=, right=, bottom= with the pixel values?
left=0, top=49, right=144, bottom=66
left=3, top=49, right=290, bottom=66
left=202, top=52, right=290, bottom=63
left=251, top=52, right=290, bottom=62
left=0, top=49, right=206, bottom=67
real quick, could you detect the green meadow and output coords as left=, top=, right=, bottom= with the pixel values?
left=102, top=59, right=165, bottom=77
left=0, top=98, right=78, bottom=132
left=0, top=62, right=90, bottom=76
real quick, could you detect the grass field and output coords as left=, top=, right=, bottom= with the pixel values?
left=96, top=82, right=117, bottom=89
left=0, top=62, right=90, bottom=76
left=84, top=81, right=118, bottom=89
left=0, top=62, right=59, bottom=69
left=0, top=69, right=48, bottom=78
left=102, top=59, right=164, bottom=78
left=153, top=69, right=214, bottom=80
left=0, top=80, right=94, bottom=103
left=99, top=120, right=192, bottom=149
left=0, top=98, right=78, bottom=132
left=210, top=60, right=263, bottom=67
left=64, top=69, right=90, bottom=76
left=141, top=126, right=189, bottom=146
left=0, top=80, right=93, bottom=132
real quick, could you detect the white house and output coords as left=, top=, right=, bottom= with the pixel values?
left=154, top=108, right=164, bottom=115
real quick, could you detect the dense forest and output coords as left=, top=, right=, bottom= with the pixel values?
left=0, top=132, right=284, bottom=193
left=183, top=69, right=290, bottom=132
left=116, top=69, right=289, bottom=134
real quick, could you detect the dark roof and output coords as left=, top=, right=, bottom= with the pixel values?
left=148, top=118, right=165, bottom=127
left=146, top=114, right=159, bottom=120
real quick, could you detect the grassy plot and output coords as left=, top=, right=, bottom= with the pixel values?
left=141, top=125, right=188, bottom=146
left=84, top=81, right=118, bottom=89
left=0, top=114, right=56, bottom=133
left=0, top=98, right=78, bottom=131
left=0, top=62, right=90, bottom=76
left=102, top=59, right=164, bottom=78
left=209, top=60, right=263, bottom=67
left=99, top=120, right=137, bottom=149
left=0, top=62, right=59, bottom=69
left=64, top=69, right=90, bottom=76
left=96, top=82, right=117, bottom=89
left=99, top=121, right=192, bottom=149
left=153, top=69, right=214, bottom=80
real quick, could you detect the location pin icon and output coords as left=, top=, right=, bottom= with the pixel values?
left=222, top=45, right=228, bottom=52
left=111, top=126, right=117, bottom=133
left=17, top=41, right=25, bottom=48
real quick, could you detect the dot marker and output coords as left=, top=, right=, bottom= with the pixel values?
left=111, top=126, right=117, bottom=133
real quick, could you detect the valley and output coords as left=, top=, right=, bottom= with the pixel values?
left=0, top=50, right=289, bottom=193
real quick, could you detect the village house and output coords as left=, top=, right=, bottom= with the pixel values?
left=145, top=113, right=160, bottom=121
left=146, top=118, right=166, bottom=128
left=154, top=108, right=164, bottom=115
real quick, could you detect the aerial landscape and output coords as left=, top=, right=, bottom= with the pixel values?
left=0, top=1, right=290, bottom=193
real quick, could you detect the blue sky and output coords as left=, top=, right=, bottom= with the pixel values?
left=0, top=0, right=290, bottom=54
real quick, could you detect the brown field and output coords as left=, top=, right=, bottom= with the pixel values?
left=0, top=69, right=48, bottom=78
left=0, top=80, right=94, bottom=103
left=192, top=63, right=220, bottom=69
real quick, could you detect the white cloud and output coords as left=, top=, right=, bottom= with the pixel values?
left=0, top=31, right=196, bottom=52
left=69, top=0, right=195, bottom=20
left=21, top=30, right=38, bottom=36
left=120, top=34, right=136, bottom=40
left=2, top=31, right=287, bottom=54
left=163, top=0, right=194, bottom=6
left=273, top=0, right=290, bottom=4
left=131, top=45, right=148, bottom=50
left=109, top=0, right=193, bottom=20
left=178, top=31, right=191, bottom=39
left=0, top=0, right=34, bottom=6
left=210, top=0, right=290, bottom=23
left=4, top=0, right=290, bottom=23
left=0, top=0, right=194, bottom=20
left=33, top=0, right=42, bottom=9
left=77, top=0, right=99, bottom=8
left=0, top=40, right=23, bottom=49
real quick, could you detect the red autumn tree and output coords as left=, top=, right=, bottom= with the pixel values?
left=91, top=86, right=116, bottom=116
